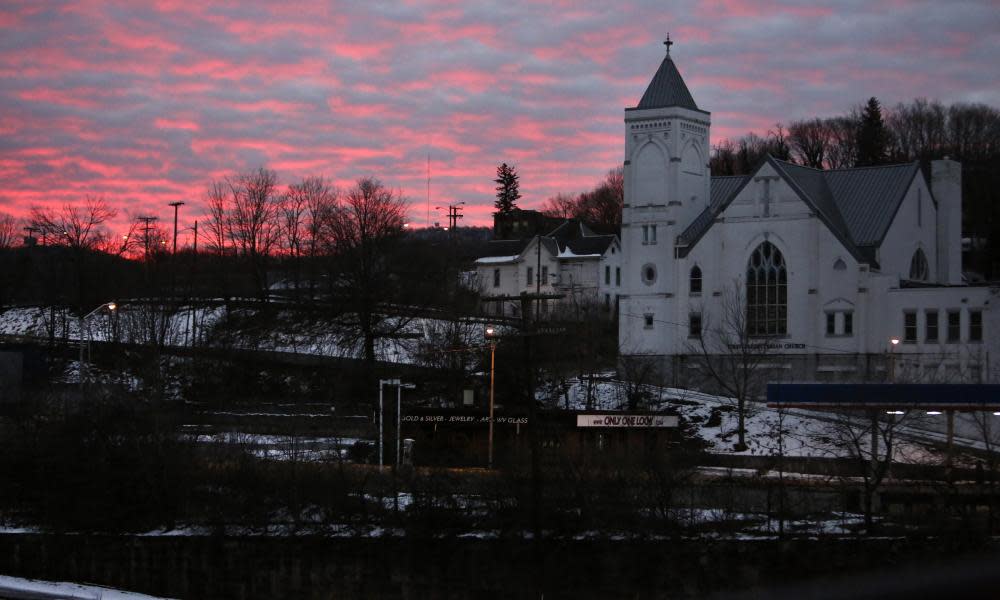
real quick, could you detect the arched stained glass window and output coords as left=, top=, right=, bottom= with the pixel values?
left=909, top=248, right=928, bottom=281
left=746, top=241, right=787, bottom=336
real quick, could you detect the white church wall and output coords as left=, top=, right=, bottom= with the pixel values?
left=879, top=177, right=938, bottom=283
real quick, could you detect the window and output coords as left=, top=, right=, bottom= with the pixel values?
left=689, top=313, right=702, bottom=338
left=526, top=267, right=533, bottom=286
left=827, top=311, right=853, bottom=336
left=833, top=258, right=847, bottom=271
left=909, top=249, right=928, bottom=281
left=844, top=312, right=853, bottom=335
left=541, top=265, right=548, bottom=283
left=642, top=225, right=649, bottom=244
left=947, top=310, right=960, bottom=342
left=493, top=269, right=500, bottom=288
left=826, top=313, right=836, bottom=336
left=690, top=266, right=702, bottom=295
left=904, top=311, right=917, bottom=343
left=650, top=225, right=657, bottom=244
left=615, top=267, right=621, bottom=286
left=644, top=313, right=654, bottom=329
left=605, top=265, right=611, bottom=285
left=641, top=263, right=657, bottom=286
left=925, top=310, right=939, bottom=343
left=970, top=310, right=982, bottom=342
left=746, top=241, right=787, bottom=336
left=917, top=189, right=922, bottom=227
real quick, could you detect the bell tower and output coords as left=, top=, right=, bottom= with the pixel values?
left=620, top=37, right=711, bottom=358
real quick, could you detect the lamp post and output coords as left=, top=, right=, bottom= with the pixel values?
left=79, top=301, right=117, bottom=391
left=889, top=337, right=900, bottom=383
left=485, top=325, right=497, bottom=469
left=378, top=378, right=400, bottom=467
left=396, top=382, right=416, bottom=466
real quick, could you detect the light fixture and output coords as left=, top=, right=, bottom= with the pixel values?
left=886, top=410, right=905, bottom=415
left=107, top=302, right=117, bottom=311
left=890, top=338, right=900, bottom=346
left=926, top=411, right=942, bottom=415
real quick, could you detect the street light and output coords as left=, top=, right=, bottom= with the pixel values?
left=889, top=337, right=900, bottom=383
left=485, top=325, right=497, bottom=469
left=396, top=382, right=416, bottom=466
left=79, top=301, right=117, bottom=390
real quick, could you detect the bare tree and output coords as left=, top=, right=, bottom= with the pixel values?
left=686, top=283, right=772, bottom=451
left=320, top=176, right=408, bottom=363
left=0, top=212, right=18, bottom=248
left=227, top=168, right=281, bottom=299
left=788, top=118, right=832, bottom=169
left=204, top=180, right=229, bottom=256
left=283, top=176, right=338, bottom=296
left=29, top=196, right=116, bottom=250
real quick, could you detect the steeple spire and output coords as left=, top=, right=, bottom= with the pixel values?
left=634, top=38, right=699, bottom=111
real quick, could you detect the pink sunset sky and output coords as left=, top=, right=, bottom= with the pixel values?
left=1, top=0, right=997, bottom=241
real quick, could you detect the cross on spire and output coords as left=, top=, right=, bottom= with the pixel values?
left=664, top=33, right=673, bottom=55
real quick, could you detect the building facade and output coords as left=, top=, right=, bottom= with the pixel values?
left=618, top=44, right=999, bottom=385
left=476, top=220, right=622, bottom=318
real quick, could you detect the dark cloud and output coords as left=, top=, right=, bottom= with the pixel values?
left=0, top=0, right=996, bottom=232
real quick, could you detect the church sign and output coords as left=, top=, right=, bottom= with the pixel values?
left=576, top=414, right=678, bottom=428
left=727, top=342, right=806, bottom=351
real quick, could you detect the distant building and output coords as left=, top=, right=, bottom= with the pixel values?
left=475, top=220, right=621, bottom=318
left=618, top=42, right=998, bottom=384
left=493, top=208, right=563, bottom=240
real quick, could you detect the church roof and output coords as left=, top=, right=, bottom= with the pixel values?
left=633, top=54, right=701, bottom=112
left=676, top=157, right=923, bottom=268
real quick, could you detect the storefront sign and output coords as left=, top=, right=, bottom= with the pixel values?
left=401, top=415, right=529, bottom=425
left=576, top=414, right=678, bottom=428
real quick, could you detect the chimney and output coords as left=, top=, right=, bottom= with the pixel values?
left=932, top=159, right=962, bottom=285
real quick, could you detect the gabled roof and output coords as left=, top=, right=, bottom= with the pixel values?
left=475, top=219, right=617, bottom=264
left=478, top=239, right=529, bottom=260
left=632, top=54, right=701, bottom=112
left=676, top=157, right=923, bottom=268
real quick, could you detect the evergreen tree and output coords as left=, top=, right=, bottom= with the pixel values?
left=494, top=163, right=521, bottom=215
left=855, top=97, right=890, bottom=167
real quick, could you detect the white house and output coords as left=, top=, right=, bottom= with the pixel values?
left=476, top=220, right=622, bottom=318
left=618, top=42, right=999, bottom=384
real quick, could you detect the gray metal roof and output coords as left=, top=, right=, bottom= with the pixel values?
left=677, top=176, right=749, bottom=246
left=676, top=158, right=922, bottom=267
left=479, top=239, right=528, bottom=258
left=824, top=162, right=921, bottom=247
left=634, top=55, right=700, bottom=111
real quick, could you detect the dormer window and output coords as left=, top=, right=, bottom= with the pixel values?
left=909, top=249, right=928, bottom=281
left=690, top=266, right=702, bottom=295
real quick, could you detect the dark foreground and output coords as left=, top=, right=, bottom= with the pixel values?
left=0, top=534, right=997, bottom=599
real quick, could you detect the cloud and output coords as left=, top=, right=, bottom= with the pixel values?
left=0, top=0, right=996, bottom=236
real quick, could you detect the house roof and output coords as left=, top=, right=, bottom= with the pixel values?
left=677, top=157, right=923, bottom=268
left=475, top=219, right=618, bottom=264
left=632, top=54, right=701, bottom=112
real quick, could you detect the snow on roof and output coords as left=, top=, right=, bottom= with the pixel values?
left=557, top=246, right=602, bottom=259
left=475, top=255, right=520, bottom=264
left=0, top=575, right=176, bottom=599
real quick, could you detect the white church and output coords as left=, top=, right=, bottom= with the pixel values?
left=618, top=41, right=998, bottom=385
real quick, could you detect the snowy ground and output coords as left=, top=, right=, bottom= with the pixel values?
left=0, top=575, right=175, bottom=599
left=541, top=375, right=964, bottom=464
left=187, top=430, right=368, bottom=462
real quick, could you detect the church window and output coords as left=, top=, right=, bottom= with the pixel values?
left=690, top=266, right=702, bottom=295
left=650, top=225, right=657, bottom=244
left=644, top=313, right=654, bottom=329
left=844, top=312, right=853, bottom=335
left=947, top=310, right=960, bottom=342
left=493, top=269, right=500, bottom=288
left=909, top=249, right=928, bottom=281
left=641, top=263, right=657, bottom=286
left=917, top=189, right=923, bottom=227
left=970, top=310, right=982, bottom=343
left=826, top=313, right=836, bottom=336
left=925, top=310, right=939, bottom=343
left=642, top=225, right=649, bottom=244
left=689, top=313, right=702, bottom=338
left=904, top=311, right=917, bottom=343
left=833, top=258, right=846, bottom=271
left=746, top=241, right=787, bottom=336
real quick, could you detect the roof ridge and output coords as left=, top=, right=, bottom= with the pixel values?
left=824, top=161, right=919, bottom=173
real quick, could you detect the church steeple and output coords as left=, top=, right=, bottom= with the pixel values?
left=635, top=36, right=699, bottom=111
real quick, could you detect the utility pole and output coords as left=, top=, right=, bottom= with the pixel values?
left=435, top=202, right=464, bottom=237
left=136, top=216, right=158, bottom=260
left=23, top=226, right=38, bottom=246
left=168, top=201, right=185, bottom=255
